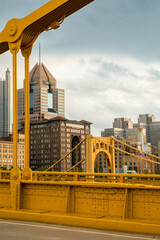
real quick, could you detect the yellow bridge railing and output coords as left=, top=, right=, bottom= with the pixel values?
left=1, top=170, right=160, bottom=187
left=31, top=172, right=160, bottom=186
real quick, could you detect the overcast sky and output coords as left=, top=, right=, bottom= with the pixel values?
left=1, top=0, right=160, bottom=135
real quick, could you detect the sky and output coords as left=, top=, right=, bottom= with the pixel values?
left=1, top=0, right=160, bottom=135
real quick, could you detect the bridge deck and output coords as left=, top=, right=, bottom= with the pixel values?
left=0, top=219, right=157, bottom=240
left=0, top=209, right=160, bottom=236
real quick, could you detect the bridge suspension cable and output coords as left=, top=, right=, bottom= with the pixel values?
left=45, top=137, right=86, bottom=172
left=94, top=136, right=160, bottom=174
left=44, top=135, right=160, bottom=174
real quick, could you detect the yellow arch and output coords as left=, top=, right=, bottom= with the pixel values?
left=85, top=135, right=115, bottom=173
left=94, top=148, right=113, bottom=173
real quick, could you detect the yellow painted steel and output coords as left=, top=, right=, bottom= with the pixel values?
left=1, top=170, right=160, bottom=234
left=1, top=0, right=160, bottom=235
left=0, top=174, right=160, bottom=234
left=12, top=51, right=18, bottom=170
left=85, top=135, right=115, bottom=173
left=97, top=136, right=160, bottom=167
left=21, top=46, right=33, bottom=180
left=0, top=0, right=94, bottom=178
left=24, top=50, right=31, bottom=170
left=46, top=138, right=86, bottom=171
left=0, top=0, right=94, bottom=54
left=2, top=170, right=160, bottom=186
left=113, top=136, right=160, bottom=162
left=46, top=135, right=116, bottom=173
left=66, top=157, right=86, bottom=172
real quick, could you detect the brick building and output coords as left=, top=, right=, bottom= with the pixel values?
left=124, top=155, right=153, bottom=173
left=30, top=116, right=91, bottom=171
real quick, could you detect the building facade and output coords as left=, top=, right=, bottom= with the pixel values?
left=114, top=135, right=152, bottom=173
left=30, top=117, right=91, bottom=171
left=102, top=114, right=160, bottom=147
left=113, top=118, right=133, bottom=129
left=134, top=114, right=156, bottom=145
left=18, top=62, right=65, bottom=130
left=102, top=117, right=153, bottom=173
left=124, top=155, right=153, bottom=173
left=0, top=69, right=11, bottom=137
left=0, top=134, right=25, bottom=170
left=102, top=118, right=138, bottom=139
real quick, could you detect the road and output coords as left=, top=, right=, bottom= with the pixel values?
left=0, top=219, right=159, bottom=240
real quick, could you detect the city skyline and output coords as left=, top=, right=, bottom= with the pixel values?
left=101, top=114, right=160, bottom=147
left=0, top=69, right=11, bottom=137
left=1, top=0, right=160, bottom=135
left=17, top=62, right=65, bottom=130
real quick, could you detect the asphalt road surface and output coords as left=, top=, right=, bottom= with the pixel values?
left=0, top=219, right=159, bottom=240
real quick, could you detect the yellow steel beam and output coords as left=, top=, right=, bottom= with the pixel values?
left=12, top=49, right=18, bottom=170
left=46, top=138, right=86, bottom=171
left=112, top=136, right=160, bottom=161
left=32, top=171, right=160, bottom=178
left=66, top=157, right=86, bottom=172
left=0, top=0, right=94, bottom=176
left=1, top=180, right=160, bottom=235
left=21, top=46, right=33, bottom=180
left=24, top=51, right=30, bottom=169
left=0, top=0, right=94, bottom=54
left=95, top=137, right=160, bottom=166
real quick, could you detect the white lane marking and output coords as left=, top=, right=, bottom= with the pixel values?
left=0, top=219, right=158, bottom=240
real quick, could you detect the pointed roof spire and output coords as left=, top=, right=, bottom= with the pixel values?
left=39, top=43, right=41, bottom=64
left=29, top=62, right=57, bottom=89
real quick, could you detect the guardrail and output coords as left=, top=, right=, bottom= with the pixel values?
left=1, top=170, right=160, bottom=186
left=31, top=172, right=160, bottom=186
left=0, top=170, right=11, bottom=181
left=0, top=170, right=160, bottom=234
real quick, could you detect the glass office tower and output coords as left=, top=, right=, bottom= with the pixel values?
left=18, top=62, right=65, bottom=130
left=0, top=69, right=11, bottom=137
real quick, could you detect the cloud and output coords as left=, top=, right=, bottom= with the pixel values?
left=37, top=53, right=159, bottom=135
left=1, top=1, right=160, bottom=135
left=2, top=0, right=160, bottom=62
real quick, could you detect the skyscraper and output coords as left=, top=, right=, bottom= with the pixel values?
left=102, top=114, right=160, bottom=147
left=0, top=69, right=11, bottom=137
left=18, top=62, right=65, bottom=130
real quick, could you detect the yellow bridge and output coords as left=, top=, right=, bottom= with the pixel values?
left=0, top=0, right=160, bottom=236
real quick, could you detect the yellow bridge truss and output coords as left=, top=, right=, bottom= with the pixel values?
left=0, top=0, right=160, bottom=235
left=46, top=135, right=160, bottom=175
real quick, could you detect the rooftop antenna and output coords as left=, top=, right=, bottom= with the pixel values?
left=39, top=43, right=41, bottom=64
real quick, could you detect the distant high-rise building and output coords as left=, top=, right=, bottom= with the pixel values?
left=135, top=114, right=160, bottom=146
left=0, top=69, right=11, bottom=137
left=113, top=118, right=133, bottom=129
left=102, top=114, right=160, bottom=147
left=138, top=114, right=156, bottom=125
left=18, top=62, right=65, bottom=130
left=101, top=117, right=137, bottom=139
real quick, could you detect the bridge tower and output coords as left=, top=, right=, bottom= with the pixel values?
left=86, top=135, right=115, bottom=173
